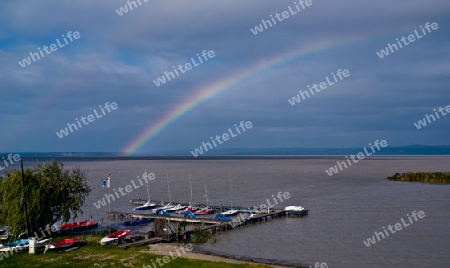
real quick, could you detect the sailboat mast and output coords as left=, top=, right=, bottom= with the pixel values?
left=189, top=174, right=193, bottom=207
left=108, top=174, right=111, bottom=234
left=167, top=170, right=171, bottom=202
left=229, top=172, right=233, bottom=207
left=204, top=175, right=209, bottom=207
left=145, top=169, right=150, bottom=201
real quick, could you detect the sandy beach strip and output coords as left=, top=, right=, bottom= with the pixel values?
left=142, top=243, right=298, bottom=268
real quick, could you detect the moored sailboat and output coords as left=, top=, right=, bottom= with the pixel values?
left=194, top=207, right=215, bottom=215
left=177, top=176, right=199, bottom=213
left=222, top=210, right=239, bottom=216
left=134, top=200, right=156, bottom=210
left=222, top=172, right=238, bottom=216
left=165, top=204, right=186, bottom=213
left=194, top=175, right=215, bottom=215
left=133, top=170, right=156, bottom=210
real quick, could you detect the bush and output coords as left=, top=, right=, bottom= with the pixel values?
left=387, top=172, right=450, bottom=184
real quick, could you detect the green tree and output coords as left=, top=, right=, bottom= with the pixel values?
left=0, top=160, right=91, bottom=237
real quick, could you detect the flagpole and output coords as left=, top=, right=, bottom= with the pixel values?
left=108, top=174, right=111, bottom=235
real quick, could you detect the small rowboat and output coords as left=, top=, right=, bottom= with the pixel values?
left=44, top=238, right=81, bottom=253
left=61, top=220, right=98, bottom=231
left=0, top=238, right=51, bottom=252
left=0, top=239, right=29, bottom=252
left=1, top=239, right=29, bottom=248
left=100, top=230, right=130, bottom=245
left=36, top=238, right=52, bottom=248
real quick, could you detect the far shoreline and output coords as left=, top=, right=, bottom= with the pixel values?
left=387, top=172, right=450, bottom=184
left=15, top=154, right=450, bottom=162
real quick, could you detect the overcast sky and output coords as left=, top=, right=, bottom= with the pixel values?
left=1, top=0, right=449, bottom=154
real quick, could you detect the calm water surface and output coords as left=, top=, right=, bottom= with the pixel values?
left=14, top=157, right=450, bottom=267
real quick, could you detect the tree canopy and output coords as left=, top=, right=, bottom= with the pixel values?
left=0, top=160, right=91, bottom=237
left=387, top=172, right=450, bottom=184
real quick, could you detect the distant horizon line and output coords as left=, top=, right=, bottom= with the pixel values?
left=4, top=144, right=450, bottom=156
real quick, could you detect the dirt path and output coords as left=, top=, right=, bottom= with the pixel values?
left=143, top=243, right=294, bottom=268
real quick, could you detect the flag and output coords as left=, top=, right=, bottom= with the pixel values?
left=101, top=175, right=110, bottom=188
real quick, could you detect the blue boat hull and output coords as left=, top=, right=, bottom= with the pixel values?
left=124, top=218, right=152, bottom=226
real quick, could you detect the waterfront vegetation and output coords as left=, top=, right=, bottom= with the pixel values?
left=191, top=226, right=216, bottom=244
left=0, top=160, right=91, bottom=237
left=387, top=172, right=450, bottom=184
left=2, top=233, right=267, bottom=268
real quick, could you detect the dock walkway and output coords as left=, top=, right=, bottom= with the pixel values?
left=106, top=205, right=309, bottom=249
left=118, top=237, right=165, bottom=249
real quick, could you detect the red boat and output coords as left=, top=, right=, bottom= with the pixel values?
left=194, top=207, right=215, bottom=215
left=61, top=220, right=99, bottom=231
left=101, top=230, right=131, bottom=245
left=176, top=206, right=200, bottom=214
left=45, top=238, right=81, bottom=252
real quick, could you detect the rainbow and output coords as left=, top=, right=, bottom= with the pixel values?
left=122, top=34, right=383, bottom=155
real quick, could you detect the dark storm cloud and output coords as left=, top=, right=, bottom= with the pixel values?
left=0, top=0, right=449, bottom=152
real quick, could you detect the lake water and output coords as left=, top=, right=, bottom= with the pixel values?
left=12, top=156, right=450, bottom=267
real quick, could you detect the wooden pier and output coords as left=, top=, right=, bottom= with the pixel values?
left=118, top=237, right=165, bottom=249
left=106, top=208, right=309, bottom=248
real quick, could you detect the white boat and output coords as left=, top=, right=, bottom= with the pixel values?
left=36, top=238, right=52, bottom=248
left=0, top=246, right=20, bottom=252
left=134, top=171, right=157, bottom=210
left=100, top=230, right=130, bottom=245
left=222, top=174, right=239, bottom=217
left=165, top=204, right=186, bottom=213
left=1, top=238, right=50, bottom=251
left=134, top=200, right=156, bottom=210
left=152, top=203, right=174, bottom=213
left=9, top=238, right=53, bottom=252
left=222, top=210, right=239, bottom=216
left=0, top=244, right=30, bottom=252
left=284, top=206, right=306, bottom=211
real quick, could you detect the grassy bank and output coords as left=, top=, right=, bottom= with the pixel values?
left=387, top=172, right=450, bottom=184
left=1, top=235, right=268, bottom=268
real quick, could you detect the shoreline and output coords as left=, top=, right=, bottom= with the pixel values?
left=143, top=243, right=308, bottom=268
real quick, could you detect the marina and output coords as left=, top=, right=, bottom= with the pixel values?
left=103, top=201, right=309, bottom=248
